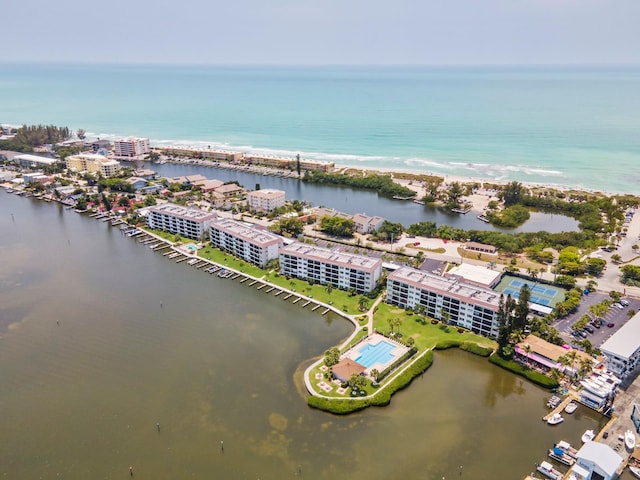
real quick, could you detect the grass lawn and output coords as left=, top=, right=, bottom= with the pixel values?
left=195, top=246, right=373, bottom=315
left=265, top=275, right=365, bottom=315
left=141, top=227, right=182, bottom=242
left=197, top=245, right=266, bottom=278
left=372, top=302, right=496, bottom=352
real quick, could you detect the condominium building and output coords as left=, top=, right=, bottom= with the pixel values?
left=352, top=213, right=385, bottom=234
left=209, top=218, right=283, bottom=267
left=65, top=153, right=121, bottom=178
left=247, top=189, right=286, bottom=212
left=386, top=266, right=501, bottom=338
left=147, top=203, right=217, bottom=240
left=279, top=243, right=382, bottom=294
left=114, top=137, right=150, bottom=157
left=14, top=154, right=58, bottom=168
left=599, top=311, right=640, bottom=378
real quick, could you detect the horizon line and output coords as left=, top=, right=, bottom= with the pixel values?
left=2, top=60, right=640, bottom=69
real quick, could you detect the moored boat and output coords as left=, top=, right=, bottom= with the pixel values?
left=581, top=429, right=595, bottom=443
left=548, top=447, right=576, bottom=466
left=629, top=465, right=640, bottom=479
left=536, top=461, right=562, bottom=480
left=564, top=402, right=578, bottom=414
left=554, top=440, right=578, bottom=459
left=547, top=413, right=564, bottom=425
left=476, top=214, right=490, bottom=223
left=625, top=429, right=637, bottom=450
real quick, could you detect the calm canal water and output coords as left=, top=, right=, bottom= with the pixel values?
left=0, top=191, right=601, bottom=480
left=149, top=162, right=580, bottom=233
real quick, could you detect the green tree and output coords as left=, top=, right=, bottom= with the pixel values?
left=349, top=373, right=367, bottom=390
left=500, top=181, right=524, bottom=207
left=319, top=215, right=355, bottom=237
left=270, top=217, right=304, bottom=237
left=445, top=181, right=464, bottom=207
left=76, top=128, right=86, bottom=140
left=296, top=153, right=301, bottom=177
left=324, top=347, right=340, bottom=367
left=358, top=296, right=369, bottom=312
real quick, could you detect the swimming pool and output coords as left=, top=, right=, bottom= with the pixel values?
left=355, top=340, right=397, bottom=368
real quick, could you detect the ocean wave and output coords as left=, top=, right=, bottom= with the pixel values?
left=86, top=130, right=565, bottom=181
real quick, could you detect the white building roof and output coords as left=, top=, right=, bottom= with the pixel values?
left=446, top=264, right=502, bottom=288
left=600, top=311, right=640, bottom=360
left=280, top=242, right=382, bottom=273
left=248, top=189, right=285, bottom=199
left=577, top=441, right=622, bottom=477
left=210, top=218, right=283, bottom=247
left=14, top=154, right=57, bottom=165
left=388, top=266, right=502, bottom=310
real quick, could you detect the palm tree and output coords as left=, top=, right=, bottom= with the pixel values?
left=393, top=317, right=403, bottom=336
left=370, top=368, right=380, bottom=382
left=523, top=344, right=532, bottom=368
left=325, top=284, right=333, bottom=304
left=578, top=357, right=594, bottom=380
left=565, top=350, right=578, bottom=378
left=358, top=296, right=369, bottom=312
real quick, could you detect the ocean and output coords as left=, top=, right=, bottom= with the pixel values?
left=1, top=63, right=639, bottom=193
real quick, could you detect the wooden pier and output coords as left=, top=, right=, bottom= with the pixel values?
left=302, top=301, right=311, bottom=308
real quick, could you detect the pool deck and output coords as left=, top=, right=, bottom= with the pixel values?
left=343, top=333, right=409, bottom=374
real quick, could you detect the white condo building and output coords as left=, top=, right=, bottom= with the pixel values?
left=14, top=154, right=58, bottom=168
left=65, top=153, right=121, bottom=177
left=147, top=203, right=217, bottom=240
left=386, top=266, right=501, bottom=338
left=247, top=189, right=286, bottom=212
left=599, top=310, right=640, bottom=378
left=114, top=137, right=150, bottom=157
left=279, top=243, right=382, bottom=294
left=209, top=218, right=283, bottom=268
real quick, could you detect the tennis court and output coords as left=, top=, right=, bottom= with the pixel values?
left=494, top=275, right=565, bottom=307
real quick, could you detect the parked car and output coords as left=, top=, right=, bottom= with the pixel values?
left=614, top=303, right=625, bottom=309
left=607, top=322, right=615, bottom=328
left=621, top=299, right=630, bottom=306
left=584, top=326, right=595, bottom=334
left=591, top=322, right=601, bottom=329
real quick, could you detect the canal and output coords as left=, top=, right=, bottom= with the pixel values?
left=0, top=191, right=601, bottom=479
left=148, top=161, right=581, bottom=233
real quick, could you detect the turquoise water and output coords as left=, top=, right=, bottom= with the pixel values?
left=1, top=63, right=639, bottom=193
left=355, top=340, right=396, bottom=368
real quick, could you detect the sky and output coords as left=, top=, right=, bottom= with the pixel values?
left=2, top=0, right=640, bottom=65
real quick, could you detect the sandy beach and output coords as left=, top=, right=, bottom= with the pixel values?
left=329, top=162, right=612, bottom=215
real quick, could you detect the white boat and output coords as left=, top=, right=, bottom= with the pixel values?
left=581, top=429, right=595, bottom=443
left=547, top=413, right=564, bottom=425
left=564, top=402, right=578, bottom=414
left=537, top=461, right=563, bottom=480
left=629, top=465, right=640, bottom=479
left=626, top=429, right=637, bottom=450
left=555, top=440, right=578, bottom=459
left=548, top=447, right=576, bottom=466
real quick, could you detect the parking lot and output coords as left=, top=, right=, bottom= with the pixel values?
left=553, top=293, right=640, bottom=348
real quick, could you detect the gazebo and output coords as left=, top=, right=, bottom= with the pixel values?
left=332, top=358, right=366, bottom=382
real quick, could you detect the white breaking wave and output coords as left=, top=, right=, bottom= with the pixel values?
left=85, top=130, right=565, bottom=181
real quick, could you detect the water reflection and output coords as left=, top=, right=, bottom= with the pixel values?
left=0, top=192, right=602, bottom=480
left=150, top=162, right=580, bottom=233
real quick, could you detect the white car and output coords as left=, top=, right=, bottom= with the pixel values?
left=614, top=302, right=624, bottom=309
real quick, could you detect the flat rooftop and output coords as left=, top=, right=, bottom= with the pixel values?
left=14, top=154, right=57, bottom=165
left=280, top=242, right=382, bottom=272
left=446, top=263, right=503, bottom=288
left=600, top=310, right=640, bottom=360
left=210, top=218, right=283, bottom=247
left=388, top=266, right=502, bottom=310
left=149, top=203, right=217, bottom=222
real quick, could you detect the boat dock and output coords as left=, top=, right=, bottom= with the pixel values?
left=105, top=218, right=341, bottom=320
left=542, top=395, right=575, bottom=422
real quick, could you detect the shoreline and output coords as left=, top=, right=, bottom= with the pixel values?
left=151, top=154, right=615, bottom=216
